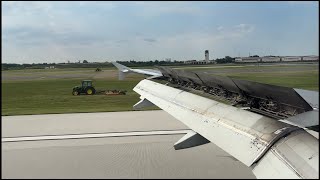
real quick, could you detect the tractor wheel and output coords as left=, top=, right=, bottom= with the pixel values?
left=73, top=91, right=79, bottom=96
left=86, top=87, right=95, bottom=95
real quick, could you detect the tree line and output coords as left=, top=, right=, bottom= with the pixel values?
left=2, top=56, right=238, bottom=70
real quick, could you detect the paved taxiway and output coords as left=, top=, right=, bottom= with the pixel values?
left=2, top=110, right=256, bottom=179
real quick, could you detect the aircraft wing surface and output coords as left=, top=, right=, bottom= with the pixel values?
left=112, top=62, right=162, bottom=80
left=113, top=62, right=319, bottom=179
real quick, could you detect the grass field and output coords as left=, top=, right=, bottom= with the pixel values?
left=2, top=63, right=319, bottom=116
left=2, top=78, right=148, bottom=116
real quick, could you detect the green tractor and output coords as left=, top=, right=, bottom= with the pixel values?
left=72, top=80, right=96, bottom=95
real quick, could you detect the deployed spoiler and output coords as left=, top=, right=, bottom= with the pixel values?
left=157, top=66, right=318, bottom=130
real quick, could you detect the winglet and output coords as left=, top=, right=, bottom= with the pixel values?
left=111, top=61, right=163, bottom=80
left=112, top=62, right=132, bottom=80
left=112, top=61, right=132, bottom=72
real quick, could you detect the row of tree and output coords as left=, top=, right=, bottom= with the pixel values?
left=115, top=60, right=185, bottom=67
left=215, top=56, right=235, bottom=64
left=1, top=62, right=114, bottom=70
left=2, top=57, right=239, bottom=70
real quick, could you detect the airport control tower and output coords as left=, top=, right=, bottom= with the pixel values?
left=205, top=50, right=209, bottom=63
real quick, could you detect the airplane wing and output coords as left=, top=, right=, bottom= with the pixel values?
left=112, top=62, right=319, bottom=179
left=111, top=61, right=162, bottom=80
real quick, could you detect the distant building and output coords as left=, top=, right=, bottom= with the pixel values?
left=302, top=55, right=319, bottom=61
left=184, top=60, right=213, bottom=65
left=235, top=57, right=261, bottom=63
left=197, top=60, right=208, bottom=64
left=184, top=60, right=197, bottom=64
left=261, top=56, right=280, bottom=62
left=281, top=56, right=301, bottom=62
left=235, top=55, right=318, bottom=63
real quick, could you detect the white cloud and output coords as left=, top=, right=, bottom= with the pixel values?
left=234, top=24, right=255, bottom=34
left=133, top=1, right=206, bottom=17
left=287, top=1, right=318, bottom=5
left=2, top=1, right=53, bottom=15
left=214, top=24, right=255, bottom=40
left=2, top=1, right=317, bottom=63
left=217, top=26, right=224, bottom=31
left=2, top=21, right=257, bottom=62
left=2, top=2, right=255, bottom=62
left=108, top=24, right=256, bottom=60
left=78, top=1, right=116, bottom=9
left=2, top=1, right=58, bottom=31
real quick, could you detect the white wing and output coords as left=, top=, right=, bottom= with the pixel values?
left=112, top=62, right=162, bottom=80
left=113, top=62, right=319, bottom=179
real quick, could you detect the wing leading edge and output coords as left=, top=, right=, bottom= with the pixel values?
left=111, top=62, right=162, bottom=80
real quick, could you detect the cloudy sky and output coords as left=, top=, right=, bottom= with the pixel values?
left=2, top=1, right=319, bottom=64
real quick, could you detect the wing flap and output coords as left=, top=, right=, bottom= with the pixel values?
left=252, top=129, right=319, bottom=179
left=281, top=110, right=319, bottom=132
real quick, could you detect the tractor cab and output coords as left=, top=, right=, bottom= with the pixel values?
left=82, top=80, right=92, bottom=88
left=72, top=80, right=96, bottom=95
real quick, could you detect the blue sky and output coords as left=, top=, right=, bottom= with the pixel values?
left=2, top=1, right=319, bottom=63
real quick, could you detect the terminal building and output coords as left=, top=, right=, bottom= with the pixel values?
left=235, top=57, right=260, bottom=63
left=281, top=56, right=302, bottom=62
left=235, top=55, right=319, bottom=63
left=302, top=55, right=319, bottom=61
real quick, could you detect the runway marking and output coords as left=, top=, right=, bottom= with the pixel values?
left=2, top=130, right=191, bottom=143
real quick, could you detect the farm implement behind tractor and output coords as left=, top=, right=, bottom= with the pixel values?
left=96, top=89, right=127, bottom=95
left=72, top=80, right=126, bottom=96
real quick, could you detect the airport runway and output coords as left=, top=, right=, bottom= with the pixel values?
left=2, top=110, right=256, bottom=179
left=2, top=111, right=188, bottom=137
